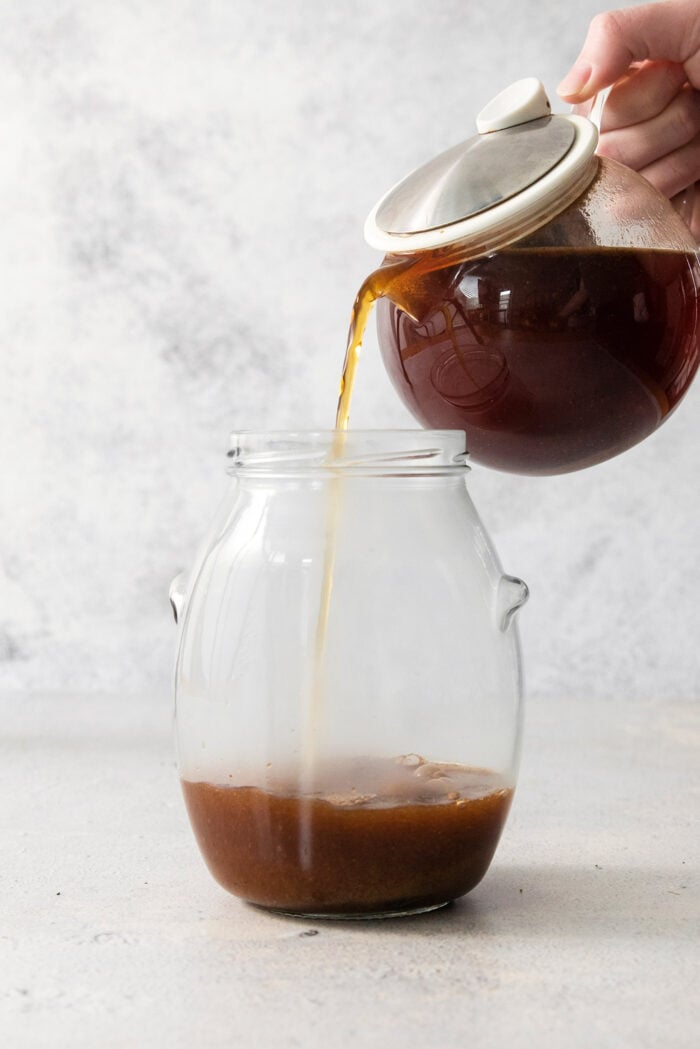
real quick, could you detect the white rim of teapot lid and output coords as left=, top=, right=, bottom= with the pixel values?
left=364, top=78, right=599, bottom=255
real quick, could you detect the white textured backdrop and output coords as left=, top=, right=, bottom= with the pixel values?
left=2, top=0, right=699, bottom=704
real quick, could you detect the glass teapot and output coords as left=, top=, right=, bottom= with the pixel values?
left=363, top=78, right=700, bottom=475
left=171, top=430, right=527, bottom=918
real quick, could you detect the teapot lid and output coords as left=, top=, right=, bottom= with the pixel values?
left=364, top=78, right=599, bottom=256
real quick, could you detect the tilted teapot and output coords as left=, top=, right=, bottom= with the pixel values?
left=364, top=78, right=700, bottom=475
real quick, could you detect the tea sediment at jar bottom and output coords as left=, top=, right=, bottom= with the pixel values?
left=340, top=246, right=700, bottom=473
left=181, top=755, right=513, bottom=916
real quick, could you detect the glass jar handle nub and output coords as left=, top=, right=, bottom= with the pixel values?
left=169, top=571, right=189, bottom=625
left=497, top=575, right=529, bottom=632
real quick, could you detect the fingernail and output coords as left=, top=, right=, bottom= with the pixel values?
left=557, top=62, right=593, bottom=98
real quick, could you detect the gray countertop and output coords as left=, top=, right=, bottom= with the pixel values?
left=2, top=690, right=697, bottom=1049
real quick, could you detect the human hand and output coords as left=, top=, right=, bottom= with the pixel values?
left=557, top=0, right=700, bottom=239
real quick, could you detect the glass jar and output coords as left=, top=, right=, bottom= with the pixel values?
left=172, top=431, right=528, bottom=918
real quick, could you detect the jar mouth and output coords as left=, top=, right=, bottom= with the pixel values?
left=226, top=430, right=469, bottom=475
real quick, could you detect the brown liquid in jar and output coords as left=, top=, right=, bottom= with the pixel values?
left=182, top=756, right=513, bottom=915
left=338, top=246, right=700, bottom=473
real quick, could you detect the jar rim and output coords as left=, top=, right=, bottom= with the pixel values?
left=226, top=430, right=469, bottom=475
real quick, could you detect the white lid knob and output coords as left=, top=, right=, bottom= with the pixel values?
left=477, top=77, right=551, bottom=134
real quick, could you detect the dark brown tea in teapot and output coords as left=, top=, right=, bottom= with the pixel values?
left=182, top=756, right=513, bottom=916
left=338, top=245, right=700, bottom=474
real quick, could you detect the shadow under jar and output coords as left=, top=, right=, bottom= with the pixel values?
left=173, top=431, right=527, bottom=918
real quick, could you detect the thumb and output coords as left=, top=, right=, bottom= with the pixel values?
left=558, top=0, right=700, bottom=101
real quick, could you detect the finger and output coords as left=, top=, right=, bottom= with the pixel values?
left=638, top=131, right=700, bottom=198
left=570, top=62, right=645, bottom=121
left=596, top=85, right=700, bottom=169
left=557, top=0, right=700, bottom=102
left=598, top=60, right=687, bottom=131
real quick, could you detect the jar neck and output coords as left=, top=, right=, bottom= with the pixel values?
left=226, top=430, right=469, bottom=479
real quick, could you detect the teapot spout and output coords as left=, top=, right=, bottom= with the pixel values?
left=497, top=574, right=529, bottom=631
